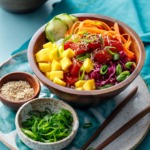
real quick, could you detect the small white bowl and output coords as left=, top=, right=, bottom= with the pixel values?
left=15, top=98, right=79, bottom=150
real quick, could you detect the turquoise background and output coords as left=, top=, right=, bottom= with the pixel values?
left=0, top=0, right=150, bottom=149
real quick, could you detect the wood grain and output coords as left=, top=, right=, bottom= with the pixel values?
left=81, top=86, right=138, bottom=150
left=95, top=106, right=150, bottom=150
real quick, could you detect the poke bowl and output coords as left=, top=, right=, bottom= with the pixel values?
left=28, top=13, right=145, bottom=107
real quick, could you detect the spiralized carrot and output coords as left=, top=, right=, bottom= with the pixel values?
left=65, top=19, right=135, bottom=59
left=114, top=23, right=121, bottom=42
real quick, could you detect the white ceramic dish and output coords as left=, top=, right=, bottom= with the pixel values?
left=15, top=98, right=79, bottom=150
left=0, top=50, right=150, bottom=150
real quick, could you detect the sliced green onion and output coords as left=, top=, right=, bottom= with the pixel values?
left=21, top=128, right=38, bottom=140
left=63, top=34, right=72, bottom=42
left=78, top=66, right=85, bottom=80
left=116, top=64, right=122, bottom=75
left=79, top=70, right=85, bottom=80
left=116, top=71, right=130, bottom=82
left=113, top=53, right=120, bottom=60
left=76, top=53, right=90, bottom=61
left=99, top=84, right=113, bottom=89
left=72, top=38, right=80, bottom=43
left=83, top=38, right=91, bottom=44
left=57, top=48, right=60, bottom=58
left=99, top=34, right=103, bottom=45
left=58, top=43, right=64, bottom=52
left=49, top=32, right=55, bottom=43
left=82, top=122, right=92, bottom=128
left=105, top=46, right=116, bottom=51
left=106, top=48, right=115, bottom=55
left=125, top=61, right=136, bottom=69
left=105, top=47, right=120, bottom=60
left=100, top=65, right=108, bottom=75
left=31, top=119, right=38, bottom=133
left=21, top=108, right=73, bottom=143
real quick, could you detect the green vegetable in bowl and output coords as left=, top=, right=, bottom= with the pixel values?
left=45, top=13, right=78, bottom=42
left=21, top=108, right=73, bottom=143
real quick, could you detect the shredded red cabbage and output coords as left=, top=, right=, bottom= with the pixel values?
left=89, top=51, right=135, bottom=88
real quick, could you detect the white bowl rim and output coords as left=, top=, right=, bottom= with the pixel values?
left=15, top=97, right=79, bottom=145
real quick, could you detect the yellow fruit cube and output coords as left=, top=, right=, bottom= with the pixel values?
left=60, top=57, right=72, bottom=71
left=83, top=58, right=93, bottom=73
left=75, top=80, right=86, bottom=88
left=52, top=43, right=58, bottom=49
left=83, top=79, right=95, bottom=90
left=58, top=44, right=64, bottom=58
left=53, top=77, right=66, bottom=86
left=76, top=87, right=84, bottom=90
left=35, top=48, right=51, bottom=62
left=62, top=48, right=75, bottom=59
left=45, top=71, right=63, bottom=81
left=45, top=72, right=50, bottom=79
left=50, top=47, right=59, bottom=61
left=51, top=60, right=62, bottom=71
left=38, top=63, right=51, bottom=72
left=43, top=42, right=53, bottom=49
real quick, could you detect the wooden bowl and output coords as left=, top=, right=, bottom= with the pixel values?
left=28, top=13, right=145, bottom=107
left=0, top=0, right=47, bottom=13
left=0, top=72, right=41, bottom=111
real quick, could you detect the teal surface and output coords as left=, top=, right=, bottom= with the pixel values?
left=12, top=0, right=150, bottom=92
left=1, top=0, right=150, bottom=149
left=0, top=143, right=10, bottom=150
left=0, top=51, right=115, bottom=150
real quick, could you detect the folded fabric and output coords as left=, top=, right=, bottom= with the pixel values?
left=11, top=0, right=150, bottom=149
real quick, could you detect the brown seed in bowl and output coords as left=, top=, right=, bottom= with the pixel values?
left=0, top=72, right=41, bottom=111
left=0, top=80, right=35, bottom=101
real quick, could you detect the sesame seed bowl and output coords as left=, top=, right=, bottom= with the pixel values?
left=0, top=72, right=41, bottom=111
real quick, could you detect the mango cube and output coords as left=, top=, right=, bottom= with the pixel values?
left=45, top=72, right=51, bottom=79
left=52, top=43, right=58, bottom=49
left=43, top=42, right=53, bottom=49
left=35, top=48, right=51, bottom=62
left=58, top=44, right=64, bottom=58
left=38, top=63, right=51, bottom=72
left=76, top=87, right=84, bottom=90
left=83, top=79, right=95, bottom=90
left=50, top=47, right=59, bottom=61
left=45, top=71, right=63, bottom=81
left=62, top=48, right=75, bottom=59
left=53, top=77, right=66, bottom=86
left=51, top=60, right=62, bottom=71
left=83, top=58, right=93, bottom=73
left=75, top=80, right=86, bottom=88
left=60, top=57, right=72, bottom=71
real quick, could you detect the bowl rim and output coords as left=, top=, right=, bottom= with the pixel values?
left=28, top=13, right=145, bottom=96
left=15, top=97, right=79, bottom=145
left=0, top=71, right=41, bottom=103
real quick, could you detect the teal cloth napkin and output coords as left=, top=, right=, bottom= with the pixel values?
left=7, top=0, right=150, bottom=149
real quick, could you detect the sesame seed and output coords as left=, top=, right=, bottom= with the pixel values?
left=0, top=81, right=35, bottom=101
